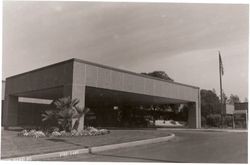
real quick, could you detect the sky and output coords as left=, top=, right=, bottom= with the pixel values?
left=2, top=1, right=249, bottom=101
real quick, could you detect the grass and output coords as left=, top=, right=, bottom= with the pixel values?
left=1, top=129, right=171, bottom=159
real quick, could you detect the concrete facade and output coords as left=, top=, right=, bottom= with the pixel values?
left=3, top=58, right=201, bottom=128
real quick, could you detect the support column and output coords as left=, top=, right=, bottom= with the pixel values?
left=188, top=101, right=201, bottom=128
left=63, top=61, right=87, bottom=131
left=63, top=84, right=86, bottom=131
left=3, top=95, right=19, bottom=128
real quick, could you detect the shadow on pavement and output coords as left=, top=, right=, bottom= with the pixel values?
left=90, top=153, right=183, bottom=163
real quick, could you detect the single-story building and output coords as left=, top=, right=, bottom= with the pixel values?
left=225, top=103, right=248, bottom=128
left=234, top=102, right=248, bottom=128
left=2, top=58, right=201, bottom=128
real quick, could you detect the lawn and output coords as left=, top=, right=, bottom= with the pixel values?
left=1, top=129, right=172, bottom=159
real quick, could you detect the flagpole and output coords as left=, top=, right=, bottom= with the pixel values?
left=219, top=51, right=224, bottom=128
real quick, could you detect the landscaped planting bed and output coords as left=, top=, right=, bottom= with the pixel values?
left=18, top=127, right=110, bottom=138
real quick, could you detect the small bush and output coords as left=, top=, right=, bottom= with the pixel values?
left=201, top=116, right=207, bottom=127
left=206, top=114, right=221, bottom=127
left=224, top=116, right=233, bottom=127
left=170, top=120, right=176, bottom=125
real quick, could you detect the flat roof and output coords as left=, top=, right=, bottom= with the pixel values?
left=5, top=58, right=199, bottom=89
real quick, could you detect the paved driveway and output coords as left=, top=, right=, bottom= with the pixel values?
left=49, top=130, right=247, bottom=163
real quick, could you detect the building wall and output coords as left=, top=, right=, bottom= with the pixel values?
left=3, top=59, right=199, bottom=102
left=74, top=60, right=200, bottom=128
left=75, top=61, right=199, bottom=103
left=3, top=60, right=74, bottom=127
left=2, top=101, right=48, bottom=127
left=4, top=60, right=74, bottom=95
left=2, top=81, right=5, bottom=100
left=3, top=58, right=201, bottom=128
left=17, top=102, right=48, bottom=126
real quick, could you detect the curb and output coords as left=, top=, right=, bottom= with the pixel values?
left=157, top=128, right=248, bottom=133
left=2, top=148, right=89, bottom=161
left=90, top=133, right=175, bottom=153
left=2, top=134, right=175, bottom=161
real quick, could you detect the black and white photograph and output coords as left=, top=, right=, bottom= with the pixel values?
left=1, top=0, right=248, bottom=163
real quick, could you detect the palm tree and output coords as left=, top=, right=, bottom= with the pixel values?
left=72, top=106, right=90, bottom=131
left=42, top=97, right=89, bottom=132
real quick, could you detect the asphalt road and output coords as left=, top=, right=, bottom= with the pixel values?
left=48, top=130, right=248, bottom=163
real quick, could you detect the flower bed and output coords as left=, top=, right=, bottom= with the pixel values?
left=18, top=127, right=110, bottom=138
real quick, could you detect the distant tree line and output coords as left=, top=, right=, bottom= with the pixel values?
left=139, top=70, right=246, bottom=128
left=200, top=89, right=245, bottom=128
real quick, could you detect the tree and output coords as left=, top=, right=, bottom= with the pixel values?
left=72, top=105, right=90, bottom=131
left=200, top=89, right=220, bottom=125
left=42, top=97, right=89, bottom=132
left=221, top=91, right=228, bottom=104
left=141, top=71, right=174, bottom=82
left=212, top=88, right=217, bottom=95
left=227, top=94, right=241, bottom=105
left=201, top=89, right=220, bottom=107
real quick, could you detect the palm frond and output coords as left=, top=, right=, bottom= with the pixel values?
left=43, top=96, right=87, bottom=131
left=71, top=98, right=80, bottom=107
left=82, top=107, right=90, bottom=115
left=53, top=96, right=71, bottom=109
left=41, top=109, right=56, bottom=122
left=75, top=106, right=84, bottom=114
left=75, top=106, right=90, bottom=118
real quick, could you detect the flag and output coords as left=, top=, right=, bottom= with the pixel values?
left=219, top=51, right=224, bottom=75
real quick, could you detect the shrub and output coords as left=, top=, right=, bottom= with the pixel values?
left=170, top=120, right=176, bottom=125
left=206, top=114, right=221, bottom=127
left=224, top=116, right=233, bottom=127
left=201, top=116, right=207, bottom=127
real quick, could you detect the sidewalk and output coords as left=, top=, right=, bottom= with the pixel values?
left=1, top=129, right=173, bottom=159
